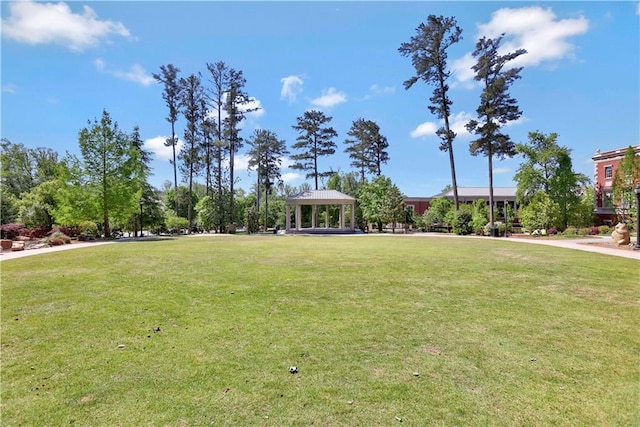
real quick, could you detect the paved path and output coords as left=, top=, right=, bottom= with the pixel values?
left=0, top=233, right=638, bottom=262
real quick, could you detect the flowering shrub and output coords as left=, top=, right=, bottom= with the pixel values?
left=589, top=226, right=599, bottom=235
left=29, top=226, right=52, bottom=239
left=1, top=223, right=26, bottom=240
left=547, top=228, right=558, bottom=235
left=49, top=226, right=82, bottom=238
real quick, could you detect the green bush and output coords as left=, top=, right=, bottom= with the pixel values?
left=452, top=211, right=473, bottom=235
left=563, top=226, right=578, bottom=236
left=78, top=221, right=99, bottom=236
left=165, top=216, right=189, bottom=233
left=244, top=206, right=259, bottom=234
left=483, top=221, right=505, bottom=237
left=577, top=227, right=591, bottom=236
left=598, top=225, right=610, bottom=235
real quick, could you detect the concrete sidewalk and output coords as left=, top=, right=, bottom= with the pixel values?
left=495, top=236, right=640, bottom=260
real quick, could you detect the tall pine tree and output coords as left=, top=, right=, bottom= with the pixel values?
left=466, top=35, right=526, bottom=229
left=153, top=64, right=182, bottom=215
left=291, top=110, right=338, bottom=190
left=399, top=15, right=462, bottom=209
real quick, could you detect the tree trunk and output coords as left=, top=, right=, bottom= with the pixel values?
left=488, top=148, right=495, bottom=229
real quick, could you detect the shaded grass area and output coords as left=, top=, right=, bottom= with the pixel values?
left=1, top=235, right=638, bottom=426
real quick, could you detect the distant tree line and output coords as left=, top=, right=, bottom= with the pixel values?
left=2, top=14, right=632, bottom=238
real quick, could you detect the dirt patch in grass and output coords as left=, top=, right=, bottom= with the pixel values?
left=424, top=346, right=441, bottom=355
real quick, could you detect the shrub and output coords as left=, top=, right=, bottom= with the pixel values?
left=547, top=228, right=558, bottom=235
left=598, top=225, right=610, bottom=235
left=578, top=228, right=591, bottom=236
left=50, top=226, right=82, bottom=238
left=50, top=232, right=72, bottom=244
left=563, top=226, right=577, bottom=235
left=1, top=223, right=26, bottom=240
left=483, top=221, right=505, bottom=237
left=78, top=221, right=99, bottom=236
left=166, top=216, right=189, bottom=233
left=29, top=226, right=51, bottom=239
left=589, top=226, right=599, bottom=235
left=49, top=237, right=65, bottom=246
left=453, top=211, right=473, bottom=235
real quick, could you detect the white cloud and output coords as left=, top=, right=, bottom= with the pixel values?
left=450, top=53, right=477, bottom=88
left=280, top=75, right=304, bottom=103
left=234, top=154, right=250, bottom=172
left=280, top=157, right=296, bottom=169
left=410, top=111, right=475, bottom=139
left=366, top=84, right=395, bottom=98
left=449, top=112, right=475, bottom=137
left=281, top=172, right=303, bottom=184
left=311, top=87, right=347, bottom=108
left=94, top=58, right=154, bottom=86
left=637, top=2, right=640, bottom=15
left=1, top=1, right=131, bottom=52
left=493, top=167, right=511, bottom=174
left=144, top=136, right=184, bottom=161
left=244, top=97, right=265, bottom=118
left=410, top=122, right=438, bottom=138
left=2, top=84, right=17, bottom=94
left=453, top=6, right=589, bottom=85
left=113, top=64, right=155, bottom=86
left=205, top=94, right=264, bottom=121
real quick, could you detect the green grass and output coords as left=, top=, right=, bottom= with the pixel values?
left=1, top=235, right=638, bottom=426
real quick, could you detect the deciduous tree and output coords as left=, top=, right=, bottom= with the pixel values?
left=515, top=131, right=588, bottom=230
left=359, top=175, right=403, bottom=232
left=76, top=110, right=140, bottom=237
left=612, top=145, right=640, bottom=221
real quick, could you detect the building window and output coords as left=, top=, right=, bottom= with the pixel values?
left=604, top=191, right=614, bottom=207
left=604, top=165, right=613, bottom=179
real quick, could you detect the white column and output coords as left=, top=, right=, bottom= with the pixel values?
left=311, top=205, right=316, bottom=228
left=340, top=204, right=345, bottom=228
left=286, top=205, right=291, bottom=230
left=325, top=205, right=329, bottom=229
left=350, top=203, right=355, bottom=229
left=296, top=205, right=302, bottom=230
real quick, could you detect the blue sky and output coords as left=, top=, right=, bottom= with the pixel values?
left=2, top=1, right=639, bottom=197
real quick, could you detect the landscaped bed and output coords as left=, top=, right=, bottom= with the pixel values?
left=1, top=235, right=637, bottom=425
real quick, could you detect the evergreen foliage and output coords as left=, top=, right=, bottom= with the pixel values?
left=399, top=15, right=462, bottom=209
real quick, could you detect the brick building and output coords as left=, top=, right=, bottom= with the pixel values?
left=404, top=187, right=517, bottom=216
left=592, top=145, right=640, bottom=224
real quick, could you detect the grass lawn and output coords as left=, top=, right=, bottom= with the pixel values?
left=1, top=235, right=638, bottom=426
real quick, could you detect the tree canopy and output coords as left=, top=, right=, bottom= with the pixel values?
left=290, top=110, right=338, bottom=190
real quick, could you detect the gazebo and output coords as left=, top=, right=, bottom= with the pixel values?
left=285, top=190, right=356, bottom=234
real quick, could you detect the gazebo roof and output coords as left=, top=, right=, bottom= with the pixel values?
left=286, top=189, right=355, bottom=205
